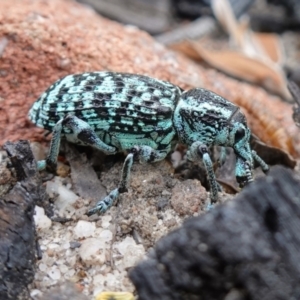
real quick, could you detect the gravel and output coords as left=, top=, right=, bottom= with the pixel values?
left=29, top=152, right=216, bottom=299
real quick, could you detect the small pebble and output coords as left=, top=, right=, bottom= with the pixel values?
left=64, top=269, right=76, bottom=279
left=114, top=237, right=137, bottom=256
left=59, top=264, right=69, bottom=274
left=48, top=266, right=61, bottom=280
left=46, top=177, right=79, bottom=214
left=34, top=206, right=52, bottom=230
left=74, top=220, right=96, bottom=238
left=79, top=238, right=106, bottom=265
left=48, top=243, right=59, bottom=249
left=62, top=242, right=70, bottom=249
left=38, top=263, right=47, bottom=272
left=99, top=229, right=113, bottom=242
left=70, top=241, right=81, bottom=249
left=30, top=289, right=42, bottom=298
left=101, top=215, right=112, bottom=228
left=114, top=237, right=145, bottom=269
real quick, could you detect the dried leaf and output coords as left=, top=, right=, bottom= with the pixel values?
left=250, top=134, right=296, bottom=168
left=235, top=96, right=298, bottom=157
left=169, top=40, right=203, bottom=62
left=211, top=0, right=283, bottom=64
left=216, top=179, right=239, bottom=194
left=189, top=41, right=291, bottom=99
left=209, top=0, right=291, bottom=100
left=211, top=0, right=241, bottom=46
left=249, top=32, right=283, bottom=64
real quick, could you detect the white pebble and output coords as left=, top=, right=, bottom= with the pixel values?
left=93, top=272, right=120, bottom=296
left=48, top=266, right=61, bottom=280
left=66, top=252, right=77, bottom=267
left=34, top=206, right=52, bottom=230
left=30, top=289, right=42, bottom=298
left=74, top=220, right=96, bottom=238
left=48, top=243, right=59, bottom=249
left=59, top=264, right=69, bottom=274
left=79, top=238, right=106, bottom=265
left=99, top=229, right=113, bottom=242
left=93, top=273, right=105, bottom=286
left=38, top=263, right=47, bottom=272
left=114, top=236, right=145, bottom=269
left=101, top=215, right=112, bottom=228
left=103, top=272, right=120, bottom=290
left=122, top=244, right=145, bottom=268
left=64, top=269, right=75, bottom=279
left=40, top=245, right=47, bottom=251
left=171, top=150, right=182, bottom=168
left=42, top=276, right=56, bottom=287
left=46, top=177, right=79, bottom=214
left=62, top=242, right=70, bottom=249
left=114, top=236, right=136, bottom=255
left=55, top=259, right=64, bottom=265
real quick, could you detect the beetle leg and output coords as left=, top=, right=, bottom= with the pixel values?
left=252, top=150, right=269, bottom=173
left=187, top=141, right=219, bottom=208
left=37, top=118, right=63, bottom=171
left=37, top=114, right=116, bottom=172
left=86, top=151, right=135, bottom=216
left=137, top=145, right=170, bottom=163
left=86, top=146, right=169, bottom=216
left=235, top=156, right=253, bottom=187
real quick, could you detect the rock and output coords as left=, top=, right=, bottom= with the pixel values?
left=73, top=220, right=96, bottom=238
left=99, top=229, right=113, bottom=242
left=170, top=179, right=207, bottom=215
left=79, top=238, right=106, bottom=265
left=114, top=237, right=145, bottom=269
left=0, top=141, right=46, bottom=300
left=66, top=144, right=107, bottom=201
left=121, top=246, right=145, bottom=269
left=34, top=205, right=52, bottom=230
left=101, top=215, right=112, bottom=229
left=46, top=177, right=79, bottom=215
left=30, top=289, right=42, bottom=298
left=69, top=241, right=81, bottom=249
left=114, top=237, right=136, bottom=256
left=48, top=266, right=61, bottom=281
left=0, top=162, right=15, bottom=197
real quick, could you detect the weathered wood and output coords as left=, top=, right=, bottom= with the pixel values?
left=0, top=140, right=46, bottom=299
left=130, top=166, right=300, bottom=300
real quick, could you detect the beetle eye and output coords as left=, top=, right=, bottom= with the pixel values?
left=235, top=127, right=245, bottom=142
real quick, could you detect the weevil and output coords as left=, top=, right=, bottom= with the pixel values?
left=28, top=71, right=269, bottom=215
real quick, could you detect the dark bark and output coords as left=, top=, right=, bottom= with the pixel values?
left=0, top=140, right=46, bottom=299
left=130, top=166, right=300, bottom=300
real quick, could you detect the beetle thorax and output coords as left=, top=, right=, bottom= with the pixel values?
left=173, top=88, right=240, bottom=148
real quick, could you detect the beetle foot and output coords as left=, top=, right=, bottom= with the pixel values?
left=205, top=203, right=215, bottom=211
left=86, top=188, right=119, bottom=216
left=37, top=160, right=46, bottom=171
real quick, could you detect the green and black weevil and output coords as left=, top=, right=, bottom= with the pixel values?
left=28, top=71, right=269, bottom=215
